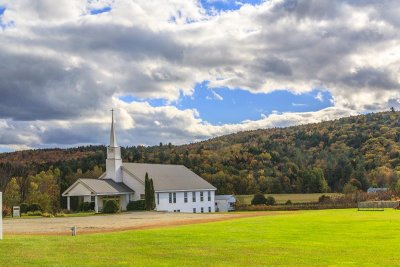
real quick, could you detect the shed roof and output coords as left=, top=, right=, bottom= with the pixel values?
left=215, top=195, right=236, bottom=201
left=122, top=163, right=216, bottom=191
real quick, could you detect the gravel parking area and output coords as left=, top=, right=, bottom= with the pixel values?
left=3, top=211, right=275, bottom=235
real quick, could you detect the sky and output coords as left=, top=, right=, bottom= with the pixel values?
left=0, top=0, right=399, bottom=152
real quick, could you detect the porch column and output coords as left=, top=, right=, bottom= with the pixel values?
left=67, top=196, right=71, bottom=211
left=94, top=195, right=99, bottom=213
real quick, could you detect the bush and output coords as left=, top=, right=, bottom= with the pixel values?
left=251, top=193, right=267, bottom=205
left=26, top=211, right=42, bottom=216
left=20, top=203, right=29, bottom=214
left=285, top=200, right=292, bottom=205
left=55, top=212, right=66, bottom=217
left=78, top=202, right=95, bottom=212
left=127, top=200, right=146, bottom=211
left=42, top=212, right=54, bottom=218
left=28, top=203, right=42, bottom=212
left=266, top=196, right=276, bottom=206
left=103, top=200, right=119, bottom=213
left=318, top=195, right=331, bottom=203
left=2, top=207, right=10, bottom=217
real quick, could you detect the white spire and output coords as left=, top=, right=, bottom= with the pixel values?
left=109, top=109, right=117, bottom=147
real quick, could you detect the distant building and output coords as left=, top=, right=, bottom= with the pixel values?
left=62, top=111, right=216, bottom=213
left=367, top=187, right=388, bottom=194
left=215, top=195, right=236, bottom=212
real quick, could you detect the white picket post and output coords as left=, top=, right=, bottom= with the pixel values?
left=0, top=192, right=3, bottom=240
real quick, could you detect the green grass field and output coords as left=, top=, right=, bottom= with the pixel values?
left=236, top=193, right=342, bottom=204
left=1, top=209, right=400, bottom=266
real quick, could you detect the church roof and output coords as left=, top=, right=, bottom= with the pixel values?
left=122, top=163, right=216, bottom=192
left=63, top=178, right=134, bottom=196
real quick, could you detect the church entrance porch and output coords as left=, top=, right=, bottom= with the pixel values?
left=100, top=195, right=122, bottom=212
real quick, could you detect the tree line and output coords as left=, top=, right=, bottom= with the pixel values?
left=0, top=111, right=399, bottom=211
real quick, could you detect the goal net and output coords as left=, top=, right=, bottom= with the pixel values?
left=358, top=201, right=385, bottom=211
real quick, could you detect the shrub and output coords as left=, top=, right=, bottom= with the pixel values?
left=103, top=200, right=119, bottom=213
left=2, top=207, right=10, bottom=217
left=28, top=203, right=42, bottom=212
left=342, top=183, right=359, bottom=195
left=42, top=212, right=54, bottom=218
left=26, top=211, right=42, bottom=216
left=285, top=200, right=292, bottom=205
left=79, top=202, right=95, bottom=212
left=55, top=212, right=66, bottom=217
left=318, top=195, right=331, bottom=203
left=266, top=196, right=276, bottom=206
left=127, top=200, right=146, bottom=211
left=20, top=203, right=29, bottom=214
left=251, top=193, right=267, bottom=205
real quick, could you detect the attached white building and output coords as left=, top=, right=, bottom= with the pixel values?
left=215, top=195, right=236, bottom=212
left=62, top=111, right=216, bottom=213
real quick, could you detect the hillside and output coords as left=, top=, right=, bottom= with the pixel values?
left=1, top=111, right=399, bottom=203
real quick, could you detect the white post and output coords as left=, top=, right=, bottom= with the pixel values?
left=67, top=196, right=71, bottom=211
left=94, top=195, right=99, bottom=213
left=0, top=192, right=3, bottom=240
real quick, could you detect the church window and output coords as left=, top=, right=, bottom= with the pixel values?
left=173, top=192, right=176, bottom=203
left=192, top=192, right=196, bottom=202
left=200, top=192, right=204, bottom=202
left=193, top=208, right=196, bottom=213
left=157, top=193, right=159, bottom=205
left=184, top=192, right=188, bottom=203
left=207, top=191, right=211, bottom=201
left=208, top=207, right=211, bottom=212
left=140, top=194, right=145, bottom=200
left=91, top=196, right=95, bottom=202
left=201, top=207, right=204, bottom=213
left=169, top=193, right=172, bottom=203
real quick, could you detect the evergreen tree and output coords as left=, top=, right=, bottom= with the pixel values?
left=144, top=172, right=156, bottom=210
left=150, top=178, right=156, bottom=210
left=144, top=172, right=150, bottom=210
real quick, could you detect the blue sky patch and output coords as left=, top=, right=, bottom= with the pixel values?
left=0, top=6, right=5, bottom=16
left=200, top=0, right=263, bottom=12
left=177, top=83, right=333, bottom=124
left=119, top=82, right=333, bottom=124
left=0, top=146, right=13, bottom=153
left=90, top=6, right=111, bottom=15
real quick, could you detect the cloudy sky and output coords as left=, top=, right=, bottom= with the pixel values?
left=0, top=0, right=399, bottom=151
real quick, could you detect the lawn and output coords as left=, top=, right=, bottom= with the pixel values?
left=236, top=193, right=341, bottom=204
left=1, top=209, right=399, bottom=266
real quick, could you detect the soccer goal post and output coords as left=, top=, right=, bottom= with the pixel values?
left=357, top=201, right=385, bottom=211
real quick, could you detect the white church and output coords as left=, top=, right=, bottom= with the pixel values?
left=62, top=111, right=216, bottom=213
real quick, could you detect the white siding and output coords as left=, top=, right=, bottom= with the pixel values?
left=155, top=190, right=215, bottom=213
left=120, top=195, right=128, bottom=211
left=215, top=198, right=235, bottom=212
left=83, top=195, right=92, bottom=202
left=122, top=169, right=145, bottom=201
left=67, top=183, right=92, bottom=196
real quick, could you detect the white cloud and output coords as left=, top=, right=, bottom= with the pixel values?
left=206, top=90, right=224, bottom=101
left=292, top=103, right=307, bottom=107
left=0, top=0, right=399, bottom=149
left=315, top=92, right=324, bottom=102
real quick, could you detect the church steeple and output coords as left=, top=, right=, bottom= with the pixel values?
left=110, top=109, right=117, bottom=147
left=106, top=109, right=122, bottom=182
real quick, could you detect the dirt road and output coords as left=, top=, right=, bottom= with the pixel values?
left=3, top=211, right=284, bottom=235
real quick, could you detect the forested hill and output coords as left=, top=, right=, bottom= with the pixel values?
left=1, top=111, right=400, bottom=197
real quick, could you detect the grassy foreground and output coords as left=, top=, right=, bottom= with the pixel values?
left=236, top=192, right=341, bottom=204
left=1, top=209, right=400, bottom=266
